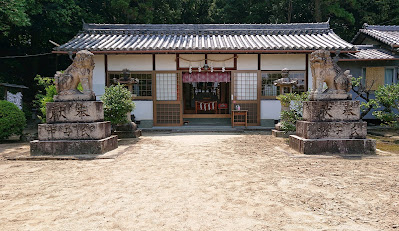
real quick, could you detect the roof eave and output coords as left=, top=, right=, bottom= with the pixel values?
left=52, top=49, right=356, bottom=55
left=339, top=58, right=399, bottom=61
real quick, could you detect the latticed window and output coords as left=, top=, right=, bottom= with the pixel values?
left=261, top=71, right=306, bottom=97
left=132, top=73, right=152, bottom=97
left=107, top=72, right=152, bottom=98
left=234, top=73, right=257, bottom=100
left=290, top=72, right=306, bottom=94
left=156, top=73, right=178, bottom=101
left=261, top=72, right=281, bottom=97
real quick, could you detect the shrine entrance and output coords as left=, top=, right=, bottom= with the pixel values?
left=182, top=72, right=231, bottom=126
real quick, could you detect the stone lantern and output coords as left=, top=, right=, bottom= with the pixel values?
left=111, top=68, right=142, bottom=138
left=272, top=68, right=298, bottom=137
left=113, top=69, right=139, bottom=96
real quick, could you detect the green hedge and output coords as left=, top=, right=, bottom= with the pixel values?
left=0, top=100, right=27, bottom=140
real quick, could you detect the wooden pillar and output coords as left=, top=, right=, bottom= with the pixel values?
left=152, top=54, right=156, bottom=71
left=305, top=53, right=309, bottom=91
left=104, top=54, right=108, bottom=86
left=3, top=86, right=7, bottom=100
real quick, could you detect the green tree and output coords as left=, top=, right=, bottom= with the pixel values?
left=33, top=75, right=57, bottom=122
left=0, top=0, right=30, bottom=36
left=371, top=84, right=399, bottom=128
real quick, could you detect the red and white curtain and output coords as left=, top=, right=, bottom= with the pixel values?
left=183, top=72, right=230, bottom=83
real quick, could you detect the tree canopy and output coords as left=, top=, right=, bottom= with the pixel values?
left=1, top=0, right=399, bottom=104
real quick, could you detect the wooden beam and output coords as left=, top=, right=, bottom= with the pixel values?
left=53, top=50, right=358, bottom=54
left=3, top=86, right=7, bottom=100
left=183, top=114, right=231, bottom=119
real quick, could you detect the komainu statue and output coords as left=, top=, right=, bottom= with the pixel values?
left=53, top=50, right=96, bottom=101
left=310, top=50, right=352, bottom=100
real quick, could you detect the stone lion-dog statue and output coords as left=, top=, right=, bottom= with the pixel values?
left=53, top=50, right=96, bottom=101
left=310, top=50, right=352, bottom=100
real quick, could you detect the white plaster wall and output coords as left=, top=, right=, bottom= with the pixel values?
left=179, top=54, right=205, bottom=68
left=132, top=101, right=153, bottom=120
left=156, top=54, right=176, bottom=70
left=261, top=54, right=306, bottom=70
left=207, top=54, right=234, bottom=68
left=237, top=54, right=258, bottom=70
left=108, top=54, right=152, bottom=71
left=93, top=55, right=105, bottom=99
left=261, top=100, right=281, bottom=119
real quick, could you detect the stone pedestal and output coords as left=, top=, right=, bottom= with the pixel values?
left=113, top=122, right=142, bottom=138
left=272, top=104, right=293, bottom=138
left=30, top=101, right=118, bottom=156
left=272, top=129, right=294, bottom=138
left=289, top=100, right=375, bottom=155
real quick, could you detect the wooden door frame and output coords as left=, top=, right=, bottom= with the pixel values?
left=230, top=70, right=261, bottom=126
left=153, top=71, right=183, bottom=126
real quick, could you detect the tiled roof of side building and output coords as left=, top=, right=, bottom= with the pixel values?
left=340, top=45, right=399, bottom=61
left=54, top=22, right=355, bottom=53
left=352, top=23, right=399, bottom=48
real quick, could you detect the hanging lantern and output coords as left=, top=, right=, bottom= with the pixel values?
left=198, top=66, right=201, bottom=72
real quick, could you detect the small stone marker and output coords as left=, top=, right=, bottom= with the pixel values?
left=289, top=50, right=376, bottom=155
left=30, top=50, right=118, bottom=156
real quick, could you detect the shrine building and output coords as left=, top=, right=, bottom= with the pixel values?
left=53, top=22, right=355, bottom=127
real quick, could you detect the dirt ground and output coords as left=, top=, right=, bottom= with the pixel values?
left=0, top=132, right=398, bottom=231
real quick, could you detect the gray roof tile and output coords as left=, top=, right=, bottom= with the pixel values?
left=55, top=22, right=355, bottom=52
left=353, top=23, right=399, bottom=47
left=340, top=45, right=399, bottom=61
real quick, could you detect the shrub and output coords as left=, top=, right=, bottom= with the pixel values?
left=370, top=83, right=399, bottom=128
left=34, top=75, right=57, bottom=122
left=0, top=100, right=27, bottom=140
left=276, top=92, right=309, bottom=132
left=101, top=84, right=135, bottom=125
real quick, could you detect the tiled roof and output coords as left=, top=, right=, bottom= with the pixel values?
left=54, top=22, right=355, bottom=53
left=353, top=24, right=399, bottom=47
left=340, top=45, right=399, bottom=61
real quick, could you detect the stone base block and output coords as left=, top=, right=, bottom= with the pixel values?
left=30, top=135, right=118, bottom=156
left=54, top=92, right=96, bottom=102
left=272, top=129, right=294, bottom=138
left=46, top=101, right=104, bottom=123
left=38, top=122, right=111, bottom=140
left=303, top=100, right=360, bottom=122
left=113, top=129, right=142, bottom=138
left=296, top=121, right=367, bottom=139
left=309, top=92, right=352, bottom=101
left=289, top=135, right=376, bottom=155
left=114, top=122, right=138, bottom=131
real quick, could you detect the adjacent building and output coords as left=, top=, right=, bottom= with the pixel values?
left=339, top=24, right=399, bottom=119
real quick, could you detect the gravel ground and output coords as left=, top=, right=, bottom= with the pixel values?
left=0, top=132, right=398, bottom=231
